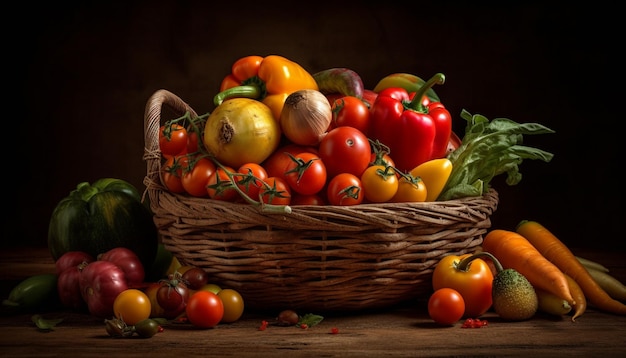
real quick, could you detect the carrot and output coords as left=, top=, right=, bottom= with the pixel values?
left=516, top=220, right=626, bottom=315
left=482, top=229, right=575, bottom=306
left=565, top=273, right=586, bottom=322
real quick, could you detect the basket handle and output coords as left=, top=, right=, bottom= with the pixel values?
left=143, top=89, right=198, bottom=192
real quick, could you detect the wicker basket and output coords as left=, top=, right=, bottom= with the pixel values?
left=143, top=89, right=499, bottom=313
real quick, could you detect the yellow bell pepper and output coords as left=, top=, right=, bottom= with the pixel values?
left=214, top=55, right=319, bottom=120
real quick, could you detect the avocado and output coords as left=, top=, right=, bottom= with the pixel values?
left=492, top=268, right=538, bottom=321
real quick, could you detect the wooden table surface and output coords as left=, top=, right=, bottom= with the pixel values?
left=1, top=247, right=625, bottom=357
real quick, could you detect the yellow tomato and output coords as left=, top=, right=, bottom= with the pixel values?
left=203, top=98, right=281, bottom=168
left=361, top=165, right=398, bottom=203
left=391, top=176, right=427, bottom=203
left=218, top=288, right=245, bottom=323
left=113, top=289, right=151, bottom=325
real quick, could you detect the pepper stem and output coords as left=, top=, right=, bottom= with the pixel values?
left=457, top=251, right=504, bottom=273
left=407, top=73, right=445, bottom=111
left=213, top=85, right=261, bottom=106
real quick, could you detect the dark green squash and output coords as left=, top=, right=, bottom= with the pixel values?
left=48, top=178, right=158, bottom=270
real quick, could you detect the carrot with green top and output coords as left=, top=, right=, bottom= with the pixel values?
left=482, top=229, right=575, bottom=306
left=516, top=220, right=626, bottom=315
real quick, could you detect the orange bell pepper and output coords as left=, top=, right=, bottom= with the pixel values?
left=214, top=55, right=319, bottom=120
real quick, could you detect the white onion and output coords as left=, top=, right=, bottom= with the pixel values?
left=280, top=89, right=332, bottom=146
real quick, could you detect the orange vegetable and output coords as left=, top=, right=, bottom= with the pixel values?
left=482, top=229, right=575, bottom=306
left=516, top=220, right=626, bottom=315
left=565, top=273, right=586, bottom=322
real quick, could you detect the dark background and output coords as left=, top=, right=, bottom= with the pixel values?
left=5, top=1, right=622, bottom=252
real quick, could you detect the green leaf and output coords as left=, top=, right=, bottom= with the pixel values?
left=298, top=313, right=324, bottom=327
left=439, top=110, right=554, bottom=201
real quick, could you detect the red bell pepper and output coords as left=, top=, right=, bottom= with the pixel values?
left=369, top=73, right=448, bottom=172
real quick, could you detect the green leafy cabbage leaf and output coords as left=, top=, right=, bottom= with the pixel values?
left=438, top=109, right=555, bottom=201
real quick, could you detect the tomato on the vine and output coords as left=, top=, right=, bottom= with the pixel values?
left=283, top=152, right=327, bottom=196
left=162, top=156, right=185, bottom=194
left=186, top=290, right=224, bottom=329
left=159, top=123, right=188, bottom=158
left=360, top=165, right=398, bottom=203
left=181, top=156, right=216, bottom=197
left=428, top=288, right=465, bottom=325
left=291, top=193, right=326, bottom=206
left=236, top=162, right=268, bottom=201
left=113, top=289, right=151, bottom=326
left=259, top=176, right=291, bottom=205
left=262, top=144, right=318, bottom=181
left=206, top=166, right=239, bottom=201
left=318, top=126, right=371, bottom=179
left=329, top=96, right=370, bottom=136
left=391, top=175, right=427, bottom=203
left=326, top=173, right=363, bottom=206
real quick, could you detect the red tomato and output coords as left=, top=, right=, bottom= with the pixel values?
left=428, top=288, right=466, bottom=325
left=236, top=162, right=268, bottom=201
left=326, top=173, right=364, bottom=206
left=181, top=156, right=216, bottom=197
left=329, top=96, right=370, bottom=135
left=162, top=156, right=185, bottom=194
left=186, top=290, right=224, bottom=329
left=318, top=126, right=371, bottom=179
left=98, top=247, right=145, bottom=287
left=360, top=165, right=398, bottom=203
left=262, top=144, right=318, bottom=181
left=206, top=166, right=239, bottom=201
left=186, top=129, right=200, bottom=154
left=283, top=152, right=327, bottom=196
left=181, top=267, right=209, bottom=290
left=259, top=176, right=291, bottom=205
left=159, top=123, right=188, bottom=158
left=291, top=193, right=326, bottom=205
left=156, top=279, right=189, bottom=317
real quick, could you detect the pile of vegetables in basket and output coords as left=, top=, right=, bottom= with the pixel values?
left=157, top=54, right=555, bottom=207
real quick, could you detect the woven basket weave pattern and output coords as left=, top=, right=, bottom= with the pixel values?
left=143, top=89, right=499, bottom=312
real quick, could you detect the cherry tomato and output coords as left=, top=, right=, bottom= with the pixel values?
left=318, top=126, right=371, bottom=179
left=291, top=193, right=326, bottom=206
left=182, top=267, right=209, bottom=290
left=134, top=318, right=160, bottom=338
left=162, top=156, right=185, bottom=194
left=391, top=175, right=427, bottom=203
left=181, top=156, right=216, bottom=197
left=360, top=165, right=398, bottom=203
left=113, top=289, right=151, bottom=326
left=259, top=176, right=291, bottom=205
left=432, top=254, right=494, bottom=318
left=262, top=144, right=318, bottom=181
left=159, top=123, right=188, bottom=158
left=186, top=129, right=200, bottom=154
left=156, top=278, right=189, bottom=316
left=329, top=96, right=370, bottom=135
left=217, top=288, right=245, bottom=323
left=283, top=152, right=327, bottom=196
left=326, top=173, right=364, bottom=206
left=236, top=162, right=268, bottom=201
left=186, top=290, right=224, bottom=329
left=143, top=282, right=168, bottom=318
left=428, top=288, right=465, bottom=325
left=206, top=166, right=239, bottom=201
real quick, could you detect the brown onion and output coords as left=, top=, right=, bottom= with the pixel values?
left=280, top=89, right=332, bottom=146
